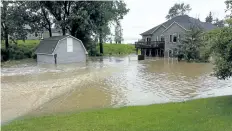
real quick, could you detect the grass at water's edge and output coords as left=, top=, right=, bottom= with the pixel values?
left=2, top=95, right=232, bottom=131
left=96, top=44, right=136, bottom=55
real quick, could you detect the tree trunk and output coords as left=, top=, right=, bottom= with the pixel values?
left=62, top=27, right=66, bottom=35
left=99, top=28, right=103, bottom=54
left=4, top=32, right=9, bottom=60
left=48, top=25, right=52, bottom=37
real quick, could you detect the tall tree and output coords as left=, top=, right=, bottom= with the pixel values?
left=205, top=11, right=213, bottom=23
left=225, top=0, right=232, bottom=18
left=206, top=1, right=232, bottom=79
left=25, top=1, right=54, bottom=37
left=42, top=1, right=73, bottom=35
left=114, top=20, right=123, bottom=44
left=1, top=1, right=30, bottom=60
left=178, top=25, right=204, bottom=61
left=166, top=3, right=191, bottom=19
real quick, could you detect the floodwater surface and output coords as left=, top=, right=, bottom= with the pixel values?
left=1, top=56, right=232, bottom=124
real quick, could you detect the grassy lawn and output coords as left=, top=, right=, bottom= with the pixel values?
left=1, top=40, right=40, bottom=49
left=96, top=44, right=136, bottom=55
left=2, top=95, right=232, bottom=131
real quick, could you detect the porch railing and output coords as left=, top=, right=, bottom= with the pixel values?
left=135, top=40, right=165, bottom=48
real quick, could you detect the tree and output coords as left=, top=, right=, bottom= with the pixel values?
left=178, top=25, right=204, bottom=62
left=114, top=20, right=123, bottom=44
left=1, top=1, right=30, bottom=60
left=166, top=3, right=191, bottom=19
left=41, top=1, right=129, bottom=54
left=208, top=26, right=232, bottom=79
left=205, top=11, right=213, bottom=23
left=225, top=0, right=232, bottom=18
left=41, top=1, right=73, bottom=35
left=204, top=1, right=232, bottom=79
left=24, top=1, right=54, bottom=37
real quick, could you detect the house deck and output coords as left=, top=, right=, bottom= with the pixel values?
left=135, top=41, right=165, bottom=57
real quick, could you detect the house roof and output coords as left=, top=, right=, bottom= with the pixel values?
left=35, top=35, right=68, bottom=54
left=35, top=35, right=88, bottom=55
left=140, top=15, right=217, bottom=36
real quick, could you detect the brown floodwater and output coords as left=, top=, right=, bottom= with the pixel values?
left=1, top=56, right=232, bottom=124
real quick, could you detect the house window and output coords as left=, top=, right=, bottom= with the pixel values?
left=146, top=37, right=151, bottom=44
left=156, top=36, right=159, bottom=41
left=170, top=35, right=172, bottom=42
left=67, top=38, right=73, bottom=52
left=178, top=34, right=181, bottom=42
left=173, top=33, right=177, bottom=43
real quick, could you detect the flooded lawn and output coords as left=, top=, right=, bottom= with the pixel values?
left=1, top=56, right=232, bottom=124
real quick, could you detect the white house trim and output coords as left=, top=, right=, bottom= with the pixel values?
left=52, top=35, right=88, bottom=55
left=162, top=21, right=189, bottom=34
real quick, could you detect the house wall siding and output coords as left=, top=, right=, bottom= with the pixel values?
left=151, top=26, right=166, bottom=41
left=162, top=23, right=186, bottom=57
left=37, top=54, right=54, bottom=64
left=54, top=36, right=86, bottom=64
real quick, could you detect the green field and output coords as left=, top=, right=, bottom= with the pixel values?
left=2, top=95, right=232, bottom=131
left=96, top=44, right=136, bottom=55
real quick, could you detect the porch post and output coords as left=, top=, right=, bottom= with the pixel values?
left=149, top=49, right=152, bottom=56
left=156, top=49, right=159, bottom=57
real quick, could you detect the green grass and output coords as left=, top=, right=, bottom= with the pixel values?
left=1, top=40, right=40, bottom=49
left=96, top=44, right=136, bottom=55
left=2, top=95, right=232, bottom=131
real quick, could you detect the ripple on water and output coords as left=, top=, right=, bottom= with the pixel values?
left=1, top=57, right=232, bottom=124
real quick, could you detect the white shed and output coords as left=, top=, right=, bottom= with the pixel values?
left=35, top=35, right=88, bottom=64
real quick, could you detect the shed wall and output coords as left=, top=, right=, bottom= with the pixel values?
left=37, top=54, right=55, bottom=64
left=54, top=36, right=86, bottom=64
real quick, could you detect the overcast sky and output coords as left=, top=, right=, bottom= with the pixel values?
left=120, top=0, right=227, bottom=43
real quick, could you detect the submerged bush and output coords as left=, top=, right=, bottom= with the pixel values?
left=1, top=41, right=38, bottom=62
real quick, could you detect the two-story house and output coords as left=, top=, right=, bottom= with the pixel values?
left=135, top=15, right=217, bottom=57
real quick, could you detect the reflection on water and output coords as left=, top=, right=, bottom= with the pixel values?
left=1, top=56, right=232, bottom=124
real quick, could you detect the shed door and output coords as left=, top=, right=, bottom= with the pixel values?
left=67, top=38, right=73, bottom=52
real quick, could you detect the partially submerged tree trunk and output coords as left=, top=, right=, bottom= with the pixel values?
left=4, top=32, right=9, bottom=60
left=62, top=27, right=66, bottom=35
left=99, top=28, right=103, bottom=54
left=48, top=27, right=52, bottom=37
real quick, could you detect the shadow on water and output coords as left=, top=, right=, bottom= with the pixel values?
left=1, top=56, right=232, bottom=124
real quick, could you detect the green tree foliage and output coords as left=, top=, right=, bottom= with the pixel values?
left=206, top=0, right=232, bottom=79
left=1, top=1, right=32, bottom=60
left=40, top=1, right=129, bottom=54
left=225, top=0, right=232, bottom=18
left=178, top=26, right=205, bottom=62
left=114, top=20, right=123, bottom=44
left=25, top=1, right=54, bottom=37
left=166, top=3, right=191, bottom=19
left=1, top=1, right=129, bottom=60
left=207, top=26, right=232, bottom=79
left=205, top=11, right=213, bottom=23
